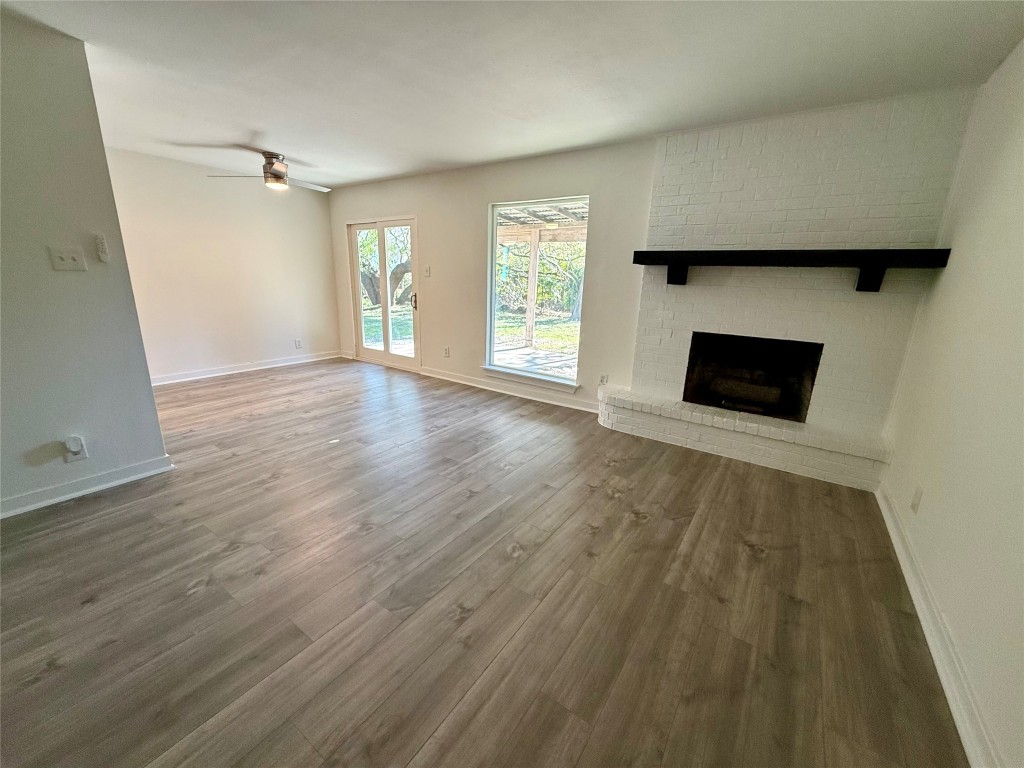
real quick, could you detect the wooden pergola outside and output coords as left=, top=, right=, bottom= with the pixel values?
left=494, top=200, right=588, bottom=347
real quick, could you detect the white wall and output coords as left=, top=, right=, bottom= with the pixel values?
left=106, top=149, right=340, bottom=384
left=1, top=13, right=169, bottom=516
left=329, top=140, right=657, bottom=409
left=881, top=42, right=1024, bottom=768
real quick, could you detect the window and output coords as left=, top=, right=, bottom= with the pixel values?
left=486, top=197, right=588, bottom=385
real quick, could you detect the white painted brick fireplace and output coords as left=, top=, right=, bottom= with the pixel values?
left=599, top=89, right=975, bottom=489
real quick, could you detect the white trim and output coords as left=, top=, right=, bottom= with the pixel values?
left=150, top=351, right=345, bottom=386
left=1, top=455, right=175, bottom=519
left=352, top=350, right=421, bottom=373
left=481, top=364, right=579, bottom=393
left=342, top=216, right=418, bottom=227
left=420, top=365, right=595, bottom=413
left=875, top=484, right=1004, bottom=768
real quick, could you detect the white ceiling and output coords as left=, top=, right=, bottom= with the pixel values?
left=9, top=1, right=1023, bottom=187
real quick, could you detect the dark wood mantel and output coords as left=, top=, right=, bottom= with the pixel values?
left=633, top=248, right=950, bottom=292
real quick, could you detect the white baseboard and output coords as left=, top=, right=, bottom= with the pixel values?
left=419, top=365, right=597, bottom=413
left=875, top=485, right=1004, bottom=768
left=151, top=351, right=346, bottom=386
left=1, top=454, right=175, bottom=519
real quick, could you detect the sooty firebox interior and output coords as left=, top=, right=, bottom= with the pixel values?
left=683, top=332, right=824, bottom=423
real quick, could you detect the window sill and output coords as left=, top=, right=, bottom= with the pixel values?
left=481, top=365, right=580, bottom=393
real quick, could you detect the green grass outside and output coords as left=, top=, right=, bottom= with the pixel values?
left=360, top=304, right=413, bottom=349
left=493, top=311, right=580, bottom=354
left=361, top=305, right=580, bottom=354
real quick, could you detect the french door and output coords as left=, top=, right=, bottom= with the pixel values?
left=349, top=219, right=419, bottom=368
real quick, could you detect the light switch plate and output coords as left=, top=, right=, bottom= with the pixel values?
left=49, top=246, right=88, bottom=272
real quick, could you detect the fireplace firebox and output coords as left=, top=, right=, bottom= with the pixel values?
left=683, top=332, right=823, bottom=423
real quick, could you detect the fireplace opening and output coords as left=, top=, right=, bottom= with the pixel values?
left=683, top=332, right=823, bottom=423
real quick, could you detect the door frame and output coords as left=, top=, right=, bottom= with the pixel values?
left=347, top=217, right=421, bottom=371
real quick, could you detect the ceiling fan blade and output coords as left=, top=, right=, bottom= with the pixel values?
left=178, top=141, right=315, bottom=167
left=205, top=174, right=330, bottom=192
left=290, top=178, right=332, bottom=193
left=169, top=141, right=247, bottom=150
left=167, top=138, right=317, bottom=168
left=241, top=148, right=316, bottom=168
left=229, top=142, right=266, bottom=154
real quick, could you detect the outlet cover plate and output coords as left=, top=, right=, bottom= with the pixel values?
left=49, top=246, right=88, bottom=272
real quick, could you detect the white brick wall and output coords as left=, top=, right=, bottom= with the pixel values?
left=632, top=89, right=974, bottom=443
left=612, top=90, right=975, bottom=482
left=632, top=264, right=923, bottom=435
left=648, top=89, right=974, bottom=250
left=598, top=386, right=887, bottom=491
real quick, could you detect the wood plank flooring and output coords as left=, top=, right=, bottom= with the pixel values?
left=0, top=360, right=968, bottom=767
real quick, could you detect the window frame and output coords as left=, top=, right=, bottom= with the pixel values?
left=483, top=195, right=589, bottom=390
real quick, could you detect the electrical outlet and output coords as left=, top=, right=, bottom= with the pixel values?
left=64, top=435, right=88, bottom=463
left=48, top=245, right=87, bottom=272
left=599, top=374, right=609, bottom=385
left=910, top=485, right=924, bottom=513
left=294, top=338, right=303, bottom=349
left=442, top=346, right=450, bottom=358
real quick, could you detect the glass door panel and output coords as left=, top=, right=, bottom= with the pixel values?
left=355, top=227, right=385, bottom=351
left=384, top=225, right=415, bottom=358
left=349, top=220, right=418, bottom=366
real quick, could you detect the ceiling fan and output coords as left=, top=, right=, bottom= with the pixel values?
left=168, top=139, right=331, bottom=192
left=208, top=149, right=331, bottom=193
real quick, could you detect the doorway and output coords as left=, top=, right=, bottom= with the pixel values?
left=349, top=219, right=419, bottom=368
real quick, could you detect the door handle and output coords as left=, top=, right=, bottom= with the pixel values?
left=411, top=292, right=418, bottom=310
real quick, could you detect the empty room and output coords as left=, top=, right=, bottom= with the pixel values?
left=1, top=2, right=1022, bottom=767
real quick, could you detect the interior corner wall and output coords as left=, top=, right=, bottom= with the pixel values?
left=1, top=13, right=170, bottom=517
left=328, top=139, right=657, bottom=410
left=880, top=41, right=1024, bottom=767
left=106, top=149, right=341, bottom=384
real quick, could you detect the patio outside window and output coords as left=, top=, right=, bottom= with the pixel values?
left=487, top=197, right=588, bottom=385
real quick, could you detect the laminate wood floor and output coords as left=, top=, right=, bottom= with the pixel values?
left=1, top=360, right=968, bottom=768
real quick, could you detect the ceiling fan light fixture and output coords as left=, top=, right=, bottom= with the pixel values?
left=264, top=173, right=289, bottom=190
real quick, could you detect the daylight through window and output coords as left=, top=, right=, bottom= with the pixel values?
left=488, top=197, right=588, bottom=384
